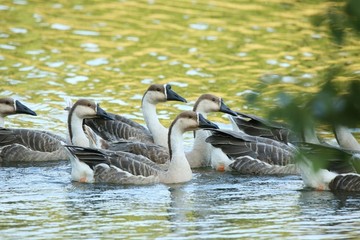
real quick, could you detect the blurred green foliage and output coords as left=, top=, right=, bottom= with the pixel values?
left=266, top=0, right=360, bottom=134
left=310, top=0, right=360, bottom=44
left=250, top=0, right=360, bottom=172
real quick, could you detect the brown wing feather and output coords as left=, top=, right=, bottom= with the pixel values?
left=206, top=129, right=296, bottom=165
left=329, top=174, right=360, bottom=192
left=108, top=141, right=169, bottom=164
left=85, top=118, right=154, bottom=144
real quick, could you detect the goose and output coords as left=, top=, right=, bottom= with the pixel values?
left=206, top=128, right=300, bottom=175
left=185, top=94, right=237, bottom=170
left=84, top=84, right=187, bottom=147
left=64, top=111, right=219, bottom=185
left=0, top=99, right=113, bottom=163
left=0, top=97, right=37, bottom=127
left=297, top=141, right=360, bottom=191
left=295, top=125, right=360, bottom=192
left=104, top=94, right=237, bottom=168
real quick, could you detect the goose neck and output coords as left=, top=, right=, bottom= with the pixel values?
left=334, top=126, right=360, bottom=151
left=68, top=113, right=89, bottom=147
left=163, top=125, right=192, bottom=183
left=142, top=99, right=167, bottom=147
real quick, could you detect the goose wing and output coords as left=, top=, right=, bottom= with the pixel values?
left=0, top=143, right=68, bottom=163
left=230, top=156, right=299, bottom=175
left=329, top=174, right=360, bottom=192
left=94, top=164, right=160, bottom=185
left=84, top=118, right=154, bottom=144
left=108, top=141, right=169, bottom=164
left=206, top=129, right=296, bottom=166
left=298, top=142, right=357, bottom=174
left=0, top=128, right=65, bottom=152
left=65, top=146, right=163, bottom=177
left=111, top=113, right=149, bottom=132
left=231, top=112, right=299, bottom=144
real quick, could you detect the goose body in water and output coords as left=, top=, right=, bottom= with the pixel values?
left=0, top=99, right=113, bottom=163
left=84, top=84, right=187, bottom=148
left=297, top=126, right=360, bottom=192
left=64, top=111, right=219, bottom=185
left=206, top=128, right=299, bottom=175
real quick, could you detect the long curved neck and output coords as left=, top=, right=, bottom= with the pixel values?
left=68, top=111, right=89, bottom=147
left=142, top=97, right=168, bottom=147
left=186, top=110, right=210, bottom=167
left=334, top=125, right=360, bottom=151
left=163, top=124, right=192, bottom=183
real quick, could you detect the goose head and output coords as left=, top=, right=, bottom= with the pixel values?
left=70, top=99, right=113, bottom=120
left=193, top=94, right=237, bottom=116
left=0, top=97, right=37, bottom=117
left=142, top=84, right=187, bottom=105
left=170, top=111, right=219, bottom=133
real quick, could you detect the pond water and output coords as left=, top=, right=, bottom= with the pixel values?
left=1, top=0, right=360, bottom=239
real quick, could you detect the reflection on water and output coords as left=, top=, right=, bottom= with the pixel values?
left=1, top=163, right=360, bottom=238
left=1, top=0, right=360, bottom=238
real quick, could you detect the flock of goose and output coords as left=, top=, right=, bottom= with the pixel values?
left=1, top=83, right=360, bottom=191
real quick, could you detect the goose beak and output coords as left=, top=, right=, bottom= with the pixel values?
left=198, top=113, right=219, bottom=129
left=165, top=85, right=187, bottom=103
left=96, top=104, right=114, bottom=120
left=15, top=100, right=37, bottom=116
left=219, top=99, right=237, bottom=116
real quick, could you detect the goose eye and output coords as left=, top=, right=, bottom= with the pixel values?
left=5, top=101, right=10, bottom=105
left=212, top=98, right=216, bottom=102
left=87, top=103, right=91, bottom=107
left=156, top=88, right=161, bottom=91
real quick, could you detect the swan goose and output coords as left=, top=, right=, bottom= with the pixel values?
left=185, top=94, right=237, bottom=170
left=0, top=99, right=112, bottom=163
left=64, top=111, right=219, bottom=185
left=84, top=84, right=187, bottom=148
left=206, top=128, right=299, bottom=175
left=203, top=110, right=321, bottom=175
left=297, top=126, right=360, bottom=192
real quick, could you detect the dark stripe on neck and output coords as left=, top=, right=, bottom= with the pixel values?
left=67, top=101, right=80, bottom=144
left=167, top=115, right=181, bottom=161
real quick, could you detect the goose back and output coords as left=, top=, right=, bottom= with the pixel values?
left=229, top=156, right=299, bottom=175
left=94, top=164, right=160, bottom=185
left=329, top=174, right=360, bottom=192
left=107, top=141, right=169, bottom=164
left=0, top=128, right=67, bottom=162
left=84, top=118, right=154, bottom=144
left=66, top=146, right=162, bottom=178
left=0, top=143, right=67, bottom=162
left=206, top=129, right=296, bottom=166
left=0, top=128, right=66, bottom=152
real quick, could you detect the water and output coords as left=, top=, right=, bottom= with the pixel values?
left=1, top=163, right=360, bottom=239
left=1, top=0, right=360, bottom=239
